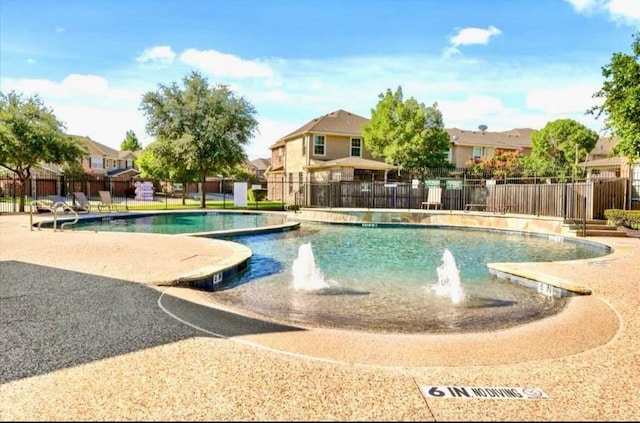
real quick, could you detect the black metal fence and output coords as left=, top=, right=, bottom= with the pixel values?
left=0, top=167, right=631, bottom=220
left=295, top=177, right=629, bottom=220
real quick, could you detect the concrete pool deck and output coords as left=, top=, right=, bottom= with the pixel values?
left=1, top=211, right=639, bottom=420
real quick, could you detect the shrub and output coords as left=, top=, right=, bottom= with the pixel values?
left=604, top=209, right=640, bottom=229
left=248, top=188, right=267, bottom=202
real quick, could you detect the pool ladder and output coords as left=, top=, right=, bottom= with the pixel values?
left=30, top=200, right=80, bottom=231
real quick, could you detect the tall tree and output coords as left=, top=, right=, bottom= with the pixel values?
left=362, top=86, right=451, bottom=181
left=527, top=118, right=599, bottom=178
left=120, top=130, right=142, bottom=151
left=590, top=31, right=640, bottom=161
left=0, top=91, right=86, bottom=212
left=137, top=137, right=199, bottom=205
left=140, top=71, right=258, bottom=208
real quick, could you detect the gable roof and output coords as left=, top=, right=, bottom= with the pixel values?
left=590, top=136, right=618, bottom=157
left=250, top=158, right=271, bottom=171
left=446, top=128, right=533, bottom=150
left=71, top=135, right=140, bottom=158
left=280, top=109, right=369, bottom=141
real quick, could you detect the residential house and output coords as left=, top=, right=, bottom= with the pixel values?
left=446, top=127, right=533, bottom=167
left=265, top=109, right=535, bottom=205
left=581, top=135, right=640, bottom=209
left=265, top=109, right=397, bottom=204
left=246, top=157, right=271, bottom=181
left=76, top=135, right=140, bottom=179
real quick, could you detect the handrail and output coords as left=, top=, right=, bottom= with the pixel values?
left=30, top=200, right=52, bottom=231
left=54, top=202, right=79, bottom=230
left=29, top=200, right=79, bottom=231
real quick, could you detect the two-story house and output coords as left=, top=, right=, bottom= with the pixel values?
left=265, top=109, right=535, bottom=205
left=76, top=135, right=140, bottom=179
left=446, top=127, right=533, bottom=166
left=265, top=109, right=398, bottom=204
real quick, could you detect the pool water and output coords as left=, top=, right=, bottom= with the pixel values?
left=69, top=211, right=289, bottom=234
left=206, top=223, right=609, bottom=334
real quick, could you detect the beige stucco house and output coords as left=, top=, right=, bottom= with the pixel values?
left=265, top=109, right=397, bottom=204
left=265, top=109, right=535, bottom=204
left=75, top=135, right=140, bottom=178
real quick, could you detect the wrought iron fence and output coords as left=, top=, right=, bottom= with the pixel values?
left=0, top=167, right=631, bottom=220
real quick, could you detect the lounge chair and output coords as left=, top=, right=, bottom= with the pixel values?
left=50, top=195, right=90, bottom=213
left=98, top=190, right=125, bottom=212
left=36, top=195, right=89, bottom=213
left=421, top=187, right=443, bottom=210
left=72, top=192, right=94, bottom=213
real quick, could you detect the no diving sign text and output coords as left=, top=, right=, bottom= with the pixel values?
left=420, top=385, right=549, bottom=400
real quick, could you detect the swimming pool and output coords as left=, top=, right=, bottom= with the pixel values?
left=61, top=211, right=610, bottom=334
left=205, top=222, right=609, bottom=334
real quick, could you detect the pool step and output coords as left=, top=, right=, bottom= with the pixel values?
left=563, top=219, right=627, bottom=237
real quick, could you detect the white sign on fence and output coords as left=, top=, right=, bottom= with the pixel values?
left=233, top=182, right=248, bottom=206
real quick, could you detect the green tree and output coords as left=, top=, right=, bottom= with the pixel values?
left=527, top=118, right=599, bottom=178
left=120, top=130, right=142, bottom=151
left=362, top=86, right=451, bottom=181
left=465, top=147, right=526, bottom=179
left=137, top=137, right=199, bottom=205
left=590, top=31, right=640, bottom=161
left=0, top=91, right=86, bottom=212
left=140, top=71, right=258, bottom=208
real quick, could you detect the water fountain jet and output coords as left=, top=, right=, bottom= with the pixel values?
left=434, top=248, right=466, bottom=304
left=292, top=242, right=330, bottom=290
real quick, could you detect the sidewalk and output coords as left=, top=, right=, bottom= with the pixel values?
left=1, top=213, right=639, bottom=421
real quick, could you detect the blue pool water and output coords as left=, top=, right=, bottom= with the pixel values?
left=206, top=223, right=609, bottom=333
left=69, top=211, right=289, bottom=234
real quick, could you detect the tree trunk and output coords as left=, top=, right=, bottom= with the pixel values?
left=200, top=172, right=207, bottom=209
left=18, top=176, right=27, bottom=213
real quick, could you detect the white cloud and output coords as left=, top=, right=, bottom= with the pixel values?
left=179, top=48, right=274, bottom=79
left=55, top=104, right=151, bottom=147
left=564, top=0, right=596, bottom=12
left=442, top=25, right=502, bottom=58
left=2, top=74, right=136, bottom=101
left=526, top=83, right=603, bottom=115
left=136, top=46, right=176, bottom=64
left=565, top=0, right=640, bottom=26
left=245, top=118, right=299, bottom=160
left=450, top=25, right=502, bottom=47
left=26, top=58, right=36, bottom=65
left=55, top=26, right=65, bottom=33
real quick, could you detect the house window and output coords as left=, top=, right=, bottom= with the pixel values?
left=302, top=136, right=307, bottom=155
left=91, top=156, right=104, bottom=169
left=444, top=147, right=452, bottom=162
left=288, top=172, right=293, bottom=194
left=350, top=138, right=362, bottom=157
left=472, top=147, right=483, bottom=160
left=631, top=164, right=640, bottom=199
left=313, top=135, right=325, bottom=156
left=126, top=160, right=133, bottom=168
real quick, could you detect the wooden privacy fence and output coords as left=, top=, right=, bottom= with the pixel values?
left=303, top=178, right=628, bottom=220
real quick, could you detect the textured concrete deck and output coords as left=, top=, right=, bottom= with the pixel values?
left=0, top=212, right=639, bottom=421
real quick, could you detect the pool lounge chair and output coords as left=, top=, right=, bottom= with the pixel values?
left=421, top=187, right=443, bottom=210
left=98, top=190, right=126, bottom=212
left=46, top=195, right=90, bottom=213
left=72, top=192, right=94, bottom=213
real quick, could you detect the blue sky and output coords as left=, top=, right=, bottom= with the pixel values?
left=1, top=0, right=639, bottom=159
